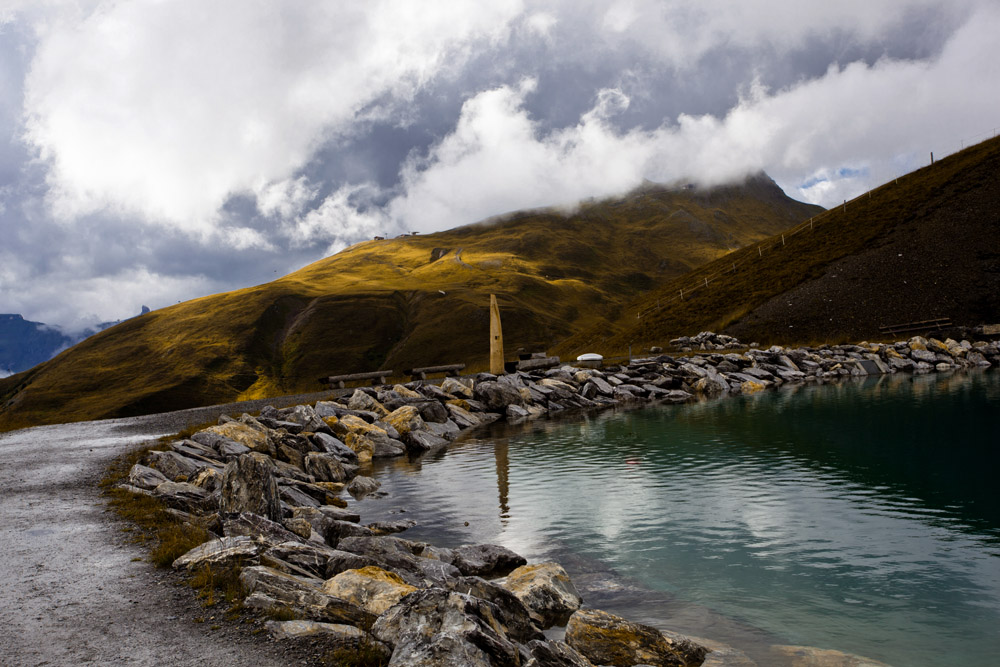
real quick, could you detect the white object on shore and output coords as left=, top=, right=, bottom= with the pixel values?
left=576, top=353, right=603, bottom=361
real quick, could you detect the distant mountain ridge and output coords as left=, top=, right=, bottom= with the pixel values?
left=0, top=306, right=151, bottom=377
left=0, top=173, right=820, bottom=431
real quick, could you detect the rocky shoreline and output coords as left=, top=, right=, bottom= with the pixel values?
left=118, top=332, right=998, bottom=666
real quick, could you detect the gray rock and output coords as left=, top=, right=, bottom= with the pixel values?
left=263, top=541, right=336, bottom=579
left=325, top=550, right=379, bottom=578
left=347, top=389, right=389, bottom=417
left=372, top=438, right=406, bottom=458
left=507, top=404, right=531, bottom=420
left=126, top=463, right=169, bottom=490
left=446, top=403, right=481, bottom=428
left=152, top=481, right=212, bottom=513
left=303, top=452, right=352, bottom=483
left=223, top=512, right=306, bottom=548
left=279, top=483, right=320, bottom=508
left=310, top=432, right=358, bottom=463
left=451, top=544, right=527, bottom=578
left=346, top=475, right=381, bottom=499
left=172, top=535, right=261, bottom=570
left=372, top=588, right=520, bottom=667
left=239, top=565, right=376, bottom=628
left=910, top=348, right=938, bottom=363
left=403, top=429, right=450, bottom=452
left=277, top=404, right=332, bottom=434
left=146, top=450, right=202, bottom=481
left=191, top=430, right=252, bottom=459
left=474, top=380, right=525, bottom=412
left=337, top=536, right=462, bottom=587
left=219, top=453, right=283, bottom=522
left=448, top=576, right=544, bottom=644
left=524, top=639, right=595, bottom=667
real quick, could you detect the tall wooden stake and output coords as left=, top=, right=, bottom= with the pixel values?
left=490, top=294, right=504, bottom=374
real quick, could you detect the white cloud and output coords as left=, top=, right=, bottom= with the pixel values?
left=20, top=0, right=523, bottom=232
left=290, top=184, right=394, bottom=254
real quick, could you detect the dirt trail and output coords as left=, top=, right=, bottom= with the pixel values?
left=0, top=395, right=334, bottom=666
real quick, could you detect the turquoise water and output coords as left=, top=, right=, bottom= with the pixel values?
left=361, top=371, right=1000, bottom=665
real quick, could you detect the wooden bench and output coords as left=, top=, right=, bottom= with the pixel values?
left=319, top=370, right=394, bottom=389
left=878, top=318, right=952, bottom=337
left=406, top=364, right=466, bottom=380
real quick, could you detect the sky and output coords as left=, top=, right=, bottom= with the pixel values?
left=1, top=0, right=998, bottom=332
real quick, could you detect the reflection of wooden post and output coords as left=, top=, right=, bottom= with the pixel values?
left=490, top=294, right=504, bottom=374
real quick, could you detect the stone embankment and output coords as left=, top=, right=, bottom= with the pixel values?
left=119, top=333, right=997, bottom=666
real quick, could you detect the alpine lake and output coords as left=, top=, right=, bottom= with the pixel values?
left=353, top=369, right=1000, bottom=666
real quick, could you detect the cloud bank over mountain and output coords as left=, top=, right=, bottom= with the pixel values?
left=1, top=0, right=998, bottom=328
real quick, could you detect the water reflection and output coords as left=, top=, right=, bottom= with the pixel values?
left=361, top=370, right=1000, bottom=666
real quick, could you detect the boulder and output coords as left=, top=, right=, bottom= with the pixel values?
left=565, top=608, right=708, bottom=667
left=325, top=550, right=380, bottom=578
left=474, top=380, right=525, bottom=412
left=145, top=450, right=202, bottom=481
left=445, top=402, right=481, bottom=428
left=310, top=433, right=359, bottom=463
left=500, top=562, right=582, bottom=629
left=172, top=535, right=261, bottom=570
left=441, top=377, right=474, bottom=399
left=321, top=566, right=418, bottom=615
left=337, top=536, right=462, bottom=588
left=322, top=520, right=375, bottom=546
left=524, top=639, right=595, bottom=667
left=152, top=481, right=212, bottom=513
left=198, top=422, right=276, bottom=458
left=372, top=588, right=520, bottom=667
left=451, top=544, right=527, bottom=578
left=382, top=405, right=426, bottom=436
left=190, top=467, right=223, bottom=492
left=240, top=565, right=377, bottom=628
left=223, top=512, right=306, bottom=548
left=303, top=452, right=352, bottom=483
left=342, top=433, right=376, bottom=463
left=348, top=389, right=390, bottom=417
left=403, top=428, right=451, bottom=452
left=126, top=463, right=169, bottom=490
left=190, top=430, right=252, bottom=459
left=219, top=453, right=283, bottom=522
left=347, top=475, right=381, bottom=498
left=448, top=576, right=544, bottom=644
left=279, top=404, right=333, bottom=434
left=265, top=618, right=365, bottom=643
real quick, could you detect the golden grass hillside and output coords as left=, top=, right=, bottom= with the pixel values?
left=558, top=135, right=1000, bottom=356
left=0, top=173, right=821, bottom=431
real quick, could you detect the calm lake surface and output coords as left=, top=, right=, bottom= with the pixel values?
left=358, top=370, right=1000, bottom=666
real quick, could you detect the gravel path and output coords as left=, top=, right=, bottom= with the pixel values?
left=0, top=391, right=340, bottom=666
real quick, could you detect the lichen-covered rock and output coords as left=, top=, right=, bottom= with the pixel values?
left=172, top=535, right=261, bottom=570
left=451, top=544, right=527, bottom=578
left=500, top=562, right=582, bottom=629
left=366, top=519, right=417, bottom=536
left=240, top=565, right=377, bottom=628
left=321, top=566, right=417, bottom=615
left=348, top=389, right=390, bottom=417
left=372, top=588, right=520, bottom=667
left=381, top=405, right=426, bottom=436
left=445, top=402, right=481, bottom=428
left=265, top=619, right=363, bottom=641
left=565, top=608, right=708, bottom=667
left=219, top=453, right=282, bottom=522
left=336, top=536, right=462, bottom=588
left=310, top=432, right=359, bottom=463
left=342, top=432, right=376, bottom=463
left=277, top=404, right=332, bottom=434
left=198, top=421, right=277, bottom=458
left=441, top=376, right=474, bottom=399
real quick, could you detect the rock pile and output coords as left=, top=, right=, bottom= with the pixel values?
left=118, top=332, right=996, bottom=665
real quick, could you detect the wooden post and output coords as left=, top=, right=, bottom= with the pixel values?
left=704, top=277, right=708, bottom=287
left=758, top=246, right=762, bottom=257
left=930, top=152, right=934, bottom=164
left=489, top=294, right=504, bottom=375
left=781, top=234, right=785, bottom=246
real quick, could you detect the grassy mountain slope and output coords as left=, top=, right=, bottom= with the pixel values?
left=558, top=136, right=1000, bottom=355
left=0, top=174, right=819, bottom=431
